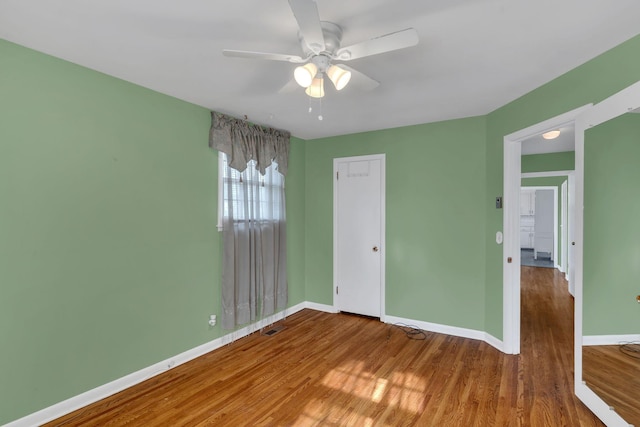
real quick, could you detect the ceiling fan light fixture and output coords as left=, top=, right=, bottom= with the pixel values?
left=542, top=130, right=561, bottom=140
left=294, top=63, right=318, bottom=88
left=305, top=77, right=325, bottom=98
left=327, top=65, right=351, bottom=90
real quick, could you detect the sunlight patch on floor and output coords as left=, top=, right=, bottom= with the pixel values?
left=294, top=359, right=428, bottom=424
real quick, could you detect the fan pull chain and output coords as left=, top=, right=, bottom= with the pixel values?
left=307, top=93, right=322, bottom=121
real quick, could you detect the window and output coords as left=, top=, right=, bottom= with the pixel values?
left=217, top=153, right=285, bottom=230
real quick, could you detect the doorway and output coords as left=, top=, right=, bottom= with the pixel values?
left=333, top=154, right=386, bottom=319
left=519, top=186, right=558, bottom=269
left=502, top=104, right=590, bottom=354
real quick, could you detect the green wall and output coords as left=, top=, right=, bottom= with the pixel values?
left=522, top=151, right=574, bottom=173
left=484, top=34, right=640, bottom=339
left=305, top=117, right=487, bottom=330
left=286, top=137, right=307, bottom=306
left=0, top=39, right=306, bottom=424
left=583, top=113, right=640, bottom=335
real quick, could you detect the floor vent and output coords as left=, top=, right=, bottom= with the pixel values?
left=262, top=325, right=286, bottom=336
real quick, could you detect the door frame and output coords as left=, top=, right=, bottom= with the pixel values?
left=560, top=180, right=568, bottom=277
left=333, top=153, right=386, bottom=321
left=522, top=172, right=574, bottom=292
left=574, top=80, right=640, bottom=427
left=502, top=104, right=591, bottom=355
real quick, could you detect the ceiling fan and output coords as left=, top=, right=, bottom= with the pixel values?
left=222, top=0, right=419, bottom=98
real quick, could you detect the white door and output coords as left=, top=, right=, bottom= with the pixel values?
left=334, top=154, right=385, bottom=318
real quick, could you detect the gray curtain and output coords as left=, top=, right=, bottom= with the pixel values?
left=209, top=112, right=289, bottom=330
left=209, top=111, right=290, bottom=177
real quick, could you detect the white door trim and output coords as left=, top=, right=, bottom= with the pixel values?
left=520, top=173, right=573, bottom=290
left=521, top=170, right=574, bottom=178
left=503, top=104, right=591, bottom=355
left=522, top=174, right=573, bottom=275
left=333, top=153, right=386, bottom=321
left=560, top=180, right=568, bottom=276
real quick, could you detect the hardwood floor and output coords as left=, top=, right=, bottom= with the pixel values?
left=583, top=343, right=640, bottom=425
left=47, top=267, right=602, bottom=426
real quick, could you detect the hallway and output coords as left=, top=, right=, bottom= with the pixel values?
left=519, top=265, right=601, bottom=425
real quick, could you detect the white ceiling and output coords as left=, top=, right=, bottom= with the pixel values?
left=1, top=0, right=640, bottom=140
left=521, top=126, right=575, bottom=155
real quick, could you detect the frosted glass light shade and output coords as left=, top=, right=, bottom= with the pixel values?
left=294, top=63, right=318, bottom=88
left=327, top=65, right=351, bottom=90
left=305, top=77, right=325, bottom=98
left=542, top=130, right=560, bottom=140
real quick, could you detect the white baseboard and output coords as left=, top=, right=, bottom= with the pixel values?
left=582, top=333, right=640, bottom=346
left=483, top=332, right=505, bottom=352
left=7, top=302, right=505, bottom=426
left=5, top=302, right=308, bottom=427
left=384, top=315, right=504, bottom=352
left=305, top=302, right=336, bottom=313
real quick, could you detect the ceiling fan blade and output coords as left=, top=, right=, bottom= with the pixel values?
left=340, top=65, right=380, bottom=91
left=222, top=49, right=307, bottom=63
left=288, top=0, right=325, bottom=54
left=277, top=78, right=302, bottom=94
left=335, top=28, right=419, bottom=61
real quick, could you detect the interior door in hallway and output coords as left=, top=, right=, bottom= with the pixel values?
left=334, top=154, right=385, bottom=318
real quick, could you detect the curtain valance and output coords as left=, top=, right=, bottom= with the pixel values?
left=209, top=111, right=290, bottom=176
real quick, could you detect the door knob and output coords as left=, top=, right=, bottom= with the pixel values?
left=373, top=246, right=379, bottom=252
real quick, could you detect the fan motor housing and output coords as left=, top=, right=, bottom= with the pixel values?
left=299, top=21, right=343, bottom=57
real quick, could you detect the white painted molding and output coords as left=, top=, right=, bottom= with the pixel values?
left=503, top=104, right=592, bottom=356
left=305, top=302, right=337, bottom=313
left=521, top=170, right=574, bottom=179
left=583, top=334, right=640, bottom=346
left=483, top=332, right=505, bottom=353
left=385, top=315, right=504, bottom=353
left=5, top=302, right=307, bottom=427
left=503, top=134, right=522, bottom=355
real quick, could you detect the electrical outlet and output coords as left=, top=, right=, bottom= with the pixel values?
left=208, top=314, right=217, bottom=326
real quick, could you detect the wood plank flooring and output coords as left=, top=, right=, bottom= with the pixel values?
left=47, top=267, right=603, bottom=426
left=583, top=343, right=640, bottom=425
